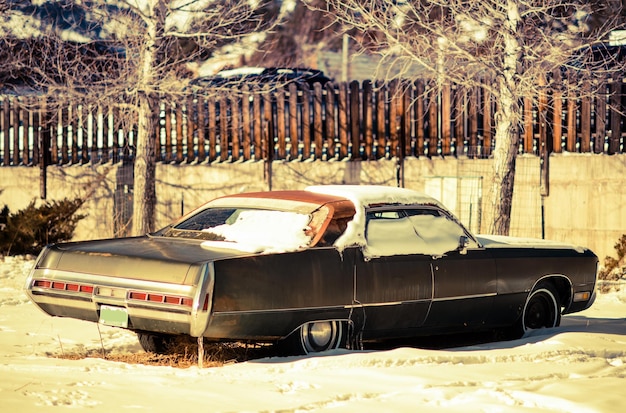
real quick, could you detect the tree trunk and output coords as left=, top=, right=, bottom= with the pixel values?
left=132, top=5, right=160, bottom=236
left=132, top=95, right=157, bottom=235
left=489, top=1, right=521, bottom=236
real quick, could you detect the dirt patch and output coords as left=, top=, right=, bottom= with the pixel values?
left=49, top=341, right=279, bottom=368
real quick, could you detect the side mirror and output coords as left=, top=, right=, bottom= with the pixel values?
left=457, top=235, right=469, bottom=255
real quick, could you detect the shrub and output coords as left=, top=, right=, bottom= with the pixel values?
left=598, top=234, right=626, bottom=293
left=0, top=198, right=86, bottom=256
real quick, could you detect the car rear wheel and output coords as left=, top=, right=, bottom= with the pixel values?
left=137, top=332, right=177, bottom=354
left=281, top=321, right=345, bottom=355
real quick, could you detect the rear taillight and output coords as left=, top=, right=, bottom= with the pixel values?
left=33, top=279, right=94, bottom=294
left=128, top=290, right=193, bottom=307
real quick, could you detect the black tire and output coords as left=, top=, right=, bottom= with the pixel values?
left=137, top=332, right=177, bottom=354
left=504, top=282, right=561, bottom=340
left=522, top=282, right=561, bottom=332
left=280, top=321, right=345, bottom=355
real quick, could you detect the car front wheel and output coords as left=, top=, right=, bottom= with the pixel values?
left=501, top=282, right=562, bottom=341
left=522, top=282, right=561, bottom=332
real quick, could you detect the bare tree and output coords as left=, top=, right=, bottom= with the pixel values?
left=1, top=0, right=280, bottom=235
left=318, top=0, right=625, bottom=235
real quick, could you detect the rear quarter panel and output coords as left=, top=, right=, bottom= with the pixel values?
left=205, top=248, right=356, bottom=340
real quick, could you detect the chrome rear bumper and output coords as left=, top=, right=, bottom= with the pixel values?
left=25, top=260, right=215, bottom=337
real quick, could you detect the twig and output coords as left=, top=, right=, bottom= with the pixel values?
left=96, top=323, right=106, bottom=358
left=57, top=335, right=64, bottom=357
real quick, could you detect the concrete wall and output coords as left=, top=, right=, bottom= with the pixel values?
left=1, top=154, right=624, bottom=262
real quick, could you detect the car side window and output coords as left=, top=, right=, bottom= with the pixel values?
left=404, top=208, right=476, bottom=253
left=365, top=210, right=428, bottom=257
left=364, top=207, right=474, bottom=257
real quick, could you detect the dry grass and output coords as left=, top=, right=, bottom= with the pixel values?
left=49, top=341, right=279, bottom=368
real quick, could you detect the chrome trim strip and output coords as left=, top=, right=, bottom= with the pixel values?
left=211, top=298, right=432, bottom=316
left=431, top=292, right=498, bottom=302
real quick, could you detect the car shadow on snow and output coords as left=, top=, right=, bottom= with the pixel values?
left=251, top=314, right=626, bottom=363
left=367, top=314, right=626, bottom=353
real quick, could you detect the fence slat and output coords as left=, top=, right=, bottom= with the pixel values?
left=301, top=84, right=311, bottom=159
left=242, top=86, right=252, bottom=160
left=175, top=102, right=183, bottom=163
left=376, top=81, right=387, bottom=158
left=21, top=99, right=30, bottom=165
left=609, top=74, right=622, bottom=155
left=453, top=85, right=464, bottom=156
left=252, top=89, right=262, bottom=160
left=350, top=80, right=361, bottom=159
left=482, top=85, right=492, bottom=157
left=276, top=88, right=286, bottom=160
left=219, top=95, right=229, bottom=162
left=551, top=70, right=563, bottom=154
left=187, top=96, right=196, bottom=162
left=231, top=94, right=240, bottom=161
left=441, top=83, right=451, bottom=156
left=595, top=79, right=606, bottom=154
left=468, top=86, right=478, bottom=158
left=288, top=83, right=299, bottom=160
left=415, top=80, right=425, bottom=157
left=312, top=83, right=323, bottom=159
left=208, top=96, right=217, bottom=161
left=428, top=83, right=438, bottom=156
left=580, top=80, right=591, bottom=153
left=362, top=80, right=374, bottom=160
left=338, top=83, right=348, bottom=159
left=197, top=95, right=206, bottom=162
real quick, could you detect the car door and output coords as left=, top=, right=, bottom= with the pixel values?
left=402, top=208, right=498, bottom=331
left=354, top=208, right=434, bottom=339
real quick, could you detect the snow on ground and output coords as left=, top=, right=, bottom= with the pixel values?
left=1, top=255, right=625, bottom=412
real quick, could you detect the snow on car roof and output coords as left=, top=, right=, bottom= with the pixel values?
left=305, top=185, right=442, bottom=208
left=200, top=185, right=444, bottom=256
left=306, top=185, right=444, bottom=252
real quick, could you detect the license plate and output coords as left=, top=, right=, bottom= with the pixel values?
left=99, top=305, right=129, bottom=328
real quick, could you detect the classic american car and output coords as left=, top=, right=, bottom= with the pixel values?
left=25, top=185, right=598, bottom=355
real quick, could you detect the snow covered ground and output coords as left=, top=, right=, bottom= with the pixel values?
left=1, top=255, right=625, bottom=412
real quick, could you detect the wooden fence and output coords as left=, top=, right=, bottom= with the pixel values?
left=1, top=78, right=625, bottom=167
